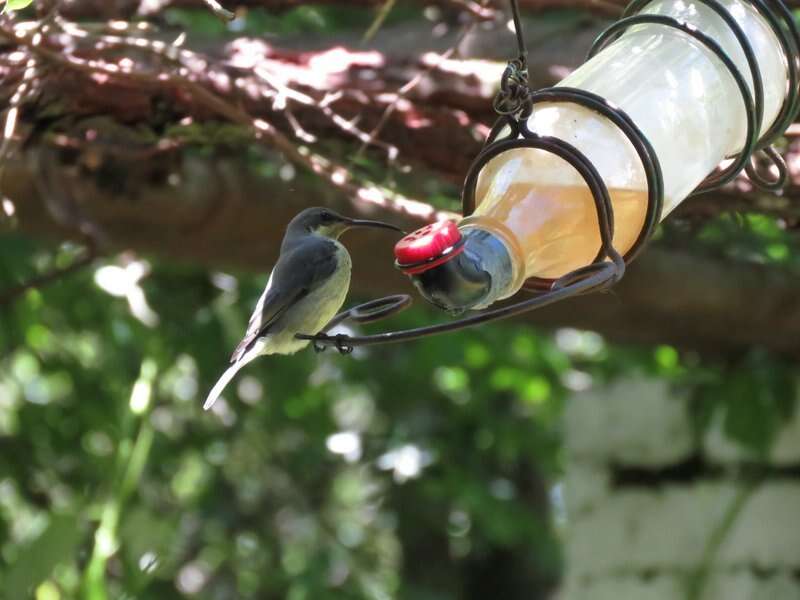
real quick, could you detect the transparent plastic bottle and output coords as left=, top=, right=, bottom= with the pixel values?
left=458, top=0, right=789, bottom=306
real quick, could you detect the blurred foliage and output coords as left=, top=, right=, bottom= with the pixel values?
left=662, top=211, right=800, bottom=270
left=689, top=350, right=797, bottom=456
left=0, top=233, right=573, bottom=600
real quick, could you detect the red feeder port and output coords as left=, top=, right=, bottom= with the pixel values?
left=394, top=220, right=465, bottom=275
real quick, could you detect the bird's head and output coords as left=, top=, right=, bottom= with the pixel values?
left=287, top=207, right=404, bottom=239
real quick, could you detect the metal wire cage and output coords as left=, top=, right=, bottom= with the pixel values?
left=301, top=0, right=800, bottom=353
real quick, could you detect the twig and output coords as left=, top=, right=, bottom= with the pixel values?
left=354, top=0, right=487, bottom=159
left=0, top=241, right=97, bottom=306
left=363, top=0, right=397, bottom=42
left=202, top=0, right=235, bottom=21
left=685, top=476, right=761, bottom=600
left=252, top=66, right=400, bottom=161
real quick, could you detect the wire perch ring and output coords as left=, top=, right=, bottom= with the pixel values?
left=299, top=0, right=800, bottom=352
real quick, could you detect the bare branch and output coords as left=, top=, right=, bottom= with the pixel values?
left=355, top=0, right=487, bottom=159
left=0, top=241, right=96, bottom=306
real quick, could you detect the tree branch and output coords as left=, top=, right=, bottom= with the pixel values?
left=143, top=0, right=791, bottom=15
left=5, top=152, right=800, bottom=354
left=0, top=16, right=627, bottom=184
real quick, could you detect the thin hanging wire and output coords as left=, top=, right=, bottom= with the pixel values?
left=510, top=0, right=528, bottom=60
left=493, top=0, right=532, bottom=116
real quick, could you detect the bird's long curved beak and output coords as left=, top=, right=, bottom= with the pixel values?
left=346, top=218, right=405, bottom=234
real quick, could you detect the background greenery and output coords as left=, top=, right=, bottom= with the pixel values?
left=3, top=232, right=793, bottom=600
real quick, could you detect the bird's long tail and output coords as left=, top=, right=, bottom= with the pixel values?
left=204, top=352, right=259, bottom=411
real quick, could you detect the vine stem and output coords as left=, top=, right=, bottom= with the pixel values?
left=686, top=476, right=762, bottom=600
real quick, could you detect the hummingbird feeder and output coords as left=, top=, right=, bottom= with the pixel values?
left=300, top=0, right=800, bottom=353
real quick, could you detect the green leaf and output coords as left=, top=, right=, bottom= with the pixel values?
left=5, top=512, right=85, bottom=596
left=687, top=352, right=798, bottom=457
left=3, top=0, right=35, bottom=13
left=721, top=373, right=771, bottom=455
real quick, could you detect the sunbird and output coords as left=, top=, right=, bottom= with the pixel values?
left=204, top=207, right=403, bottom=410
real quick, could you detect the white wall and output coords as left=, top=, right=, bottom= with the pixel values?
left=560, top=379, right=800, bottom=600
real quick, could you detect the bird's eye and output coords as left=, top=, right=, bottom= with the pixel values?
left=321, top=212, right=334, bottom=222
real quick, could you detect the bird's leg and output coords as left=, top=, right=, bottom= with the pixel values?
left=305, top=332, right=353, bottom=355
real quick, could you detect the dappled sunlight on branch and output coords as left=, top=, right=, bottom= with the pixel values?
left=0, top=12, right=473, bottom=222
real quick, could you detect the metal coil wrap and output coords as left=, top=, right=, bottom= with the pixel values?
left=300, top=0, right=800, bottom=352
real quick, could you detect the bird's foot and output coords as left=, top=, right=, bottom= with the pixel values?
left=333, top=334, right=354, bottom=355
left=308, top=333, right=353, bottom=355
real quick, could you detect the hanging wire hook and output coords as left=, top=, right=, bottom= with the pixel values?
left=493, top=0, right=532, bottom=116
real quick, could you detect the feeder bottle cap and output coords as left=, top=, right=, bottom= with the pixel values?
left=394, top=220, right=465, bottom=275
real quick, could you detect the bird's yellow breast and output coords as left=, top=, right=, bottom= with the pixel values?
left=262, top=241, right=351, bottom=355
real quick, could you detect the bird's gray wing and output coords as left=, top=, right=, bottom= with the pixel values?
left=230, top=239, right=339, bottom=363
